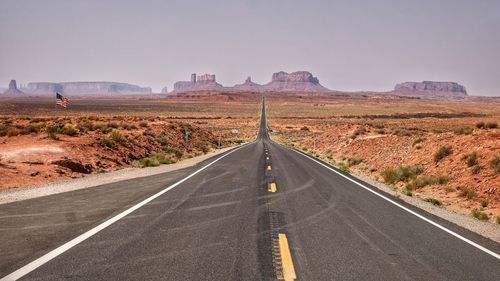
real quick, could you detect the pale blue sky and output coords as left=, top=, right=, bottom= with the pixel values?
left=1, top=0, right=499, bottom=95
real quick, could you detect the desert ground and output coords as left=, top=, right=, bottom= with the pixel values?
left=0, top=96, right=259, bottom=189
left=264, top=93, right=500, bottom=223
left=1, top=92, right=499, bottom=224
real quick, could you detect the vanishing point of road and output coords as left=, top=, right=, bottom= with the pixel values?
left=1, top=97, right=499, bottom=280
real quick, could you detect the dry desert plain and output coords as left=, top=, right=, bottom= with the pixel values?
left=0, top=92, right=499, bottom=224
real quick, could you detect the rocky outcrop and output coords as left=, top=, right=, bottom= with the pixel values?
left=2, top=80, right=25, bottom=95
left=51, top=159, right=93, bottom=174
left=394, top=81, right=467, bottom=97
left=173, top=73, right=223, bottom=92
left=25, top=82, right=152, bottom=96
left=232, top=77, right=262, bottom=91
left=262, top=71, right=330, bottom=92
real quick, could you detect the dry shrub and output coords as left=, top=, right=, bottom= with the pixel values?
left=434, top=146, right=453, bottom=162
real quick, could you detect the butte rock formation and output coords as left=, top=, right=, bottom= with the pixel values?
left=173, top=73, right=224, bottom=92
left=261, top=71, right=331, bottom=92
left=232, top=77, right=262, bottom=91
left=2, top=80, right=25, bottom=95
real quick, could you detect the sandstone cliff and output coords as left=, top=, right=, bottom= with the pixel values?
left=394, top=81, right=467, bottom=97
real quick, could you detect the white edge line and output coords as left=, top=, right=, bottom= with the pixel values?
left=1, top=143, right=250, bottom=281
left=288, top=146, right=500, bottom=260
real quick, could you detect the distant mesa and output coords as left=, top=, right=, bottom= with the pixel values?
left=24, top=81, right=152, bottom=96
left=394, top=81, right=467, bottom=97
left=2, top=80, right=25, bottom=95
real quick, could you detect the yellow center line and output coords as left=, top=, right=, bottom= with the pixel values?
left=268, top=182, right=277, bottom=192
left=267, top=165, right=272, bottom=171
left=278, top=233, right=296, bottom=281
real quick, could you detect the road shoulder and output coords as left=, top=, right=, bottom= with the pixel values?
left=0, top=146, right=236, bottom=205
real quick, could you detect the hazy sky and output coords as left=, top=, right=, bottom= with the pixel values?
left=1, top=0, right=499, bottom=95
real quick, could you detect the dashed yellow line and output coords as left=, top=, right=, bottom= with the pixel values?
left=268, top=182, right=277, bottom=193
left=267, top=165, right=272, bottom=171
left=266, top=156, right=270, bottom=160
left=278, top=233, right=296, bottom=281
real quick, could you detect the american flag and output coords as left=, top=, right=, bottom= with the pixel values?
left=56, top=93, right=69, bottom=108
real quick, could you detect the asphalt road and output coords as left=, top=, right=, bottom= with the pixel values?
left=1, top=97, right=499, bottom=280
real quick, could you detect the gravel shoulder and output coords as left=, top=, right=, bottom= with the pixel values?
left=0, top=146, right=235, bottom=205
left=350, top=171, right=500, bottom=243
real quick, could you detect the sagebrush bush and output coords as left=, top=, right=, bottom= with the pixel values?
left=336, top=162, right=349, bottom=172
left=110, top=130, right=126, bottom=143
left=490, top=154, right=500, bottom=174
left=434, top=145, right=453, bottom=162
left=460, top=187, right=476, bottom=199
left=351, top=127, right=367, bottom=139
left=412, top=137, right=425, bottom=147
left=195, top=142, right=209, bottom=153
left=406, top=175, right=448, bottom=190
left=453, top=127, right=473, bottom=135
left=138, top=153, right=174, bottom=167
left=485, top=122, right=498, bottom=129
left=471, top=209, right=489, bottom=221
left=425, top=198, right=442, bottom=206
left=481, top=199, right=489, bottom=208
left=108, top=122, right=119, bottom=129
left=151, top=153, right=174, bottom=164
left=60, top=123, right=78, bottom=136
left=156, top=136, right=168, bottom=146
left=21, top=125, right=41, bottom=134
left=101, top=137, right=114, bottom=148
left=471, top=165, right=481, bottom=175
left=381, top=166, right=423, bottom=184
left=464, top=152, right=478, bottom=167
left=347, top=157, right=363, bottom=166
left=392, top=129, right=413, bottom=137
left=6, top=127, right=20, bottom=137
left=47, top=126, right=59, bottom=140
left=77, top=122, right=94, bottom=132
left=475, top=122, right=485, bottom=129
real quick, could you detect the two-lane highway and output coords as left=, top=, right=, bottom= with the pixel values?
left=1, top=97, right=499, bottom=280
